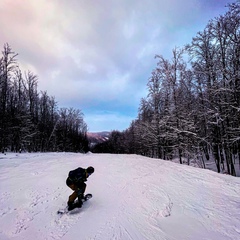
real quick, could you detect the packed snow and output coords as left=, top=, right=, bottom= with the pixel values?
left=0, top=152, right=239, bottom=240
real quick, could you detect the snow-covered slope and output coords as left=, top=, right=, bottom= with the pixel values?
left=0, top=152, right=239, bottom=240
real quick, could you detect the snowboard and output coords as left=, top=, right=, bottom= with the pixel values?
left=57, top=193, right=92, bottom=214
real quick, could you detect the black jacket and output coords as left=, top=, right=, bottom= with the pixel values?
left=68, top=167, right=87, bottom=183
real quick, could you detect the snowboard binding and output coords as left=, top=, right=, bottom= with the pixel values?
left=57, top=193, right=92, bottom=214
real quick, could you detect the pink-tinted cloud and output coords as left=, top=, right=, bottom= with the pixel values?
left=0, top=0, right=232, bottom=131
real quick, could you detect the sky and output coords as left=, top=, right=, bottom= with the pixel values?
left=0, top=0, right=233, bottom=132
left=0, top=152, right=239, bottom=239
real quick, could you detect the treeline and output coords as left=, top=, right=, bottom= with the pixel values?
left=92, top=2, right=240, bottom=176
left=0, top=44, right=89, bottom=152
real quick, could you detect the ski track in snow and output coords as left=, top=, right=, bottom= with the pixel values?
left=0, top=152, right=239, bottom=240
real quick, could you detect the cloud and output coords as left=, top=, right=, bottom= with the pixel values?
left=0, top=0, right=231, bottom=131
left=84, top=110, right=135, bottom=132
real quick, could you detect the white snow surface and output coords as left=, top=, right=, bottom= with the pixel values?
left=0, top=152, right=239, bottom=240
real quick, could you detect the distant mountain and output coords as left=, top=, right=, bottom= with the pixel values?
left=87, top=131, right=110, bottom=146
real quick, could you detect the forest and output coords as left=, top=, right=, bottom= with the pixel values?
left=0, top=44, right=89, bottom=153
left=1, top=2, right=239, bottom=176
left=92, top=2, right=240, bottom=176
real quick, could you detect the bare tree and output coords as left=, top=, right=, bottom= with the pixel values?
left=0, top=44, right=18, bottom=152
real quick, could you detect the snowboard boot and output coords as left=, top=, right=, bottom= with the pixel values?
left=77, top=194, right=83, bottom=208
left=67, top=201, right=75, bottom=211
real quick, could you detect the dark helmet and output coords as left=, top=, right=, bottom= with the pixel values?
left=87, top=166, right=94, bottom=174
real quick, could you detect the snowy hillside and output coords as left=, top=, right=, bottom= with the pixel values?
left=0, top=153, right=239, bottom=240
left=87, top=132, right=110, bottom=147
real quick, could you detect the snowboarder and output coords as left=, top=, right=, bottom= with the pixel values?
left=66, top=166, right=94, bottom=211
